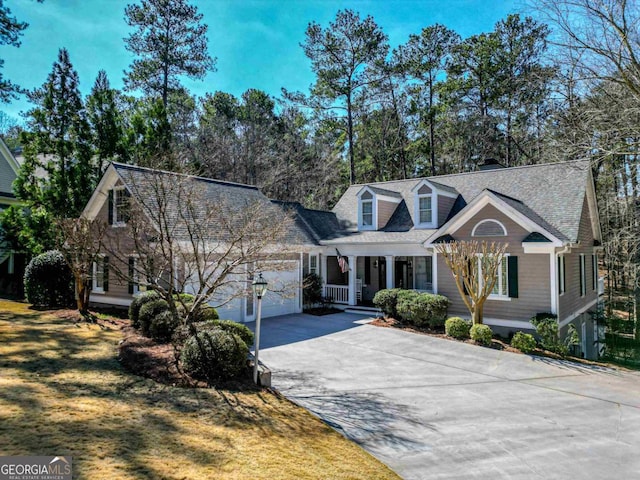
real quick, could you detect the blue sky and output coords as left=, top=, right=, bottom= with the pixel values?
left=1, top=0, right=522, bottom=122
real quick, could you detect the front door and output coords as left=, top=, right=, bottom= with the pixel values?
left=395, top=258, right=413, bottom=289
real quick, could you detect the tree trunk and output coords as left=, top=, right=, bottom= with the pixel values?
left=346, top=93, right=356, bottom=184
left=429, top=75, right=436, bottom=177
left=472, top=300, right=484, bottom=325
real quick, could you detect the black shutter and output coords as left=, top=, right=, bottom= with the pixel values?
left=364, top=257, right=371, bottom=284
left=103, top=256, right=109, bottom=292
left=108, top=190, right=113, bottom=225
left=128, top=257, right=135, bottom=294
left=508, top=256, right=519, bottom=298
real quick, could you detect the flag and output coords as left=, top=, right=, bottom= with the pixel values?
left=336, top=249, right=349, bottom=273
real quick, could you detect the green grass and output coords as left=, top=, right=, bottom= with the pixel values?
left=0, top=299, right=399, bottom=480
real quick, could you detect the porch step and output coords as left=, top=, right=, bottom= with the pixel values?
left=343, top=306, right=381, bottom=316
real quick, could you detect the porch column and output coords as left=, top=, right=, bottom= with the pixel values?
left=321, top=254, right=327, bottom=297
left=385, top=255, right=394, bottom=289
left=348, top=255, right=357, bottom=305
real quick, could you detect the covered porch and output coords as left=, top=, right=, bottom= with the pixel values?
left=323, top=254, right=434, bottom=306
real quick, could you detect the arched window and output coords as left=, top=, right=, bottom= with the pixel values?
left=471, top=219, right=507, bottom=237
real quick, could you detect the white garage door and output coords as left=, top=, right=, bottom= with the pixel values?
left=257, top=263, right=301, bottom=319
left=187, top=260, right=301, bottom=323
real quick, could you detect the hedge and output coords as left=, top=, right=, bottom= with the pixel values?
left=24, top=250, right=74, bottom=308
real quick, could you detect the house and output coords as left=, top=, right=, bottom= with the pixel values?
left=82, top=162, right=316, bottom=323
left=0, top=138, right=25, bottom=295
left=83, top=159, right=604, bottom=359
left=295, top=159, right=603, bottom=359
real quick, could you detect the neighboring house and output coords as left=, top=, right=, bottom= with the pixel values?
left=82, top=162, right=316, bottom=323
left=296, top=159, right=603, bottom=359
left=0, top=138, right=25, bottom=296
left=83, top=160, right=604, bottom=359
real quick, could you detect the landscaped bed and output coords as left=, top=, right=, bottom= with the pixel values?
left=0, top=298, right=399, bottom=479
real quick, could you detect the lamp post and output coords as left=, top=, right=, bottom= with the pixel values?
left=252, top=273, right=268, bottom=385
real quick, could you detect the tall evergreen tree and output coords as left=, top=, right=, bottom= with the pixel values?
left=396, top=24, right=460, bottom=175
left=16, top=48, right=95, bottom=224
left=87, top=70, right=124, bottom=174
left=293, top=9, right=389, bottom=184
left=123, top=0, right=216, bottom=109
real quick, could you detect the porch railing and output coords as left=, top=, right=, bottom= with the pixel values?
left=324, top=284, right=349, bottom=304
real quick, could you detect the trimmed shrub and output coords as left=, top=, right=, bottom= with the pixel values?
left=181, top=328, right=249, bottom=383
left=530, top=313, right=577, bottom=356
left=373, top=288, right=401, bottom=318
left=396, top=291, right=450, bottom=328
left=511, top=332, right=537, bottom=353
left=303, top=273, right=323, bottom=307
left=199, top=306, right=219, bottom=322
left=129, top=290, right=160, bottom=328
left=207, top=319, right=254, bottom=347
left=470, top=324, right=493, bottom=345
left=24, top=250, right=74, bottom=308
left=149, top=310, right=179, bottom=342
left=445, top=317, right=471, bottom=339
left=138, top=299, right=169, bottom=335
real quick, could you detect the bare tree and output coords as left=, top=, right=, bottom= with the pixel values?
left=532, top=0, right=640, bottom=99
left=103, top=167, right=297, bottom=326
left=56, top=218, right=108, bottom=316
left=435, top=240, right=508, bottom=324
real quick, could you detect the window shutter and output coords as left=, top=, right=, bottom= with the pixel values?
left=364, top=257, right=371, bottom=284
left=108, top=190, right=113, bottom=225
left=103, top=256, right=109, bottom=292
left=462, top=259, right=472, bottom=295
left=128, top=257, right=135, bottom=294
left=508, top=256, right=518, bottom=298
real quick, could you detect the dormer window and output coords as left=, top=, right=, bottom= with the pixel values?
left=362, top=199, right=373, bottom=226
left=418, top=195, right=432, bottom=224
left=356, top=186, right=401, bottom=231
left=412, top=179, right=458, bottom=229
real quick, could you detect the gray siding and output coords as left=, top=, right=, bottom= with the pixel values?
left=558, top=196, right=598, bottom=321
left=437, top=204, right=552, bottom=321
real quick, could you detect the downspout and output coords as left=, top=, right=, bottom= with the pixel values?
left=555, top=245, right=571, bottom=324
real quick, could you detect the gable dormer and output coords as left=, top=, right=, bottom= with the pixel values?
left=356, top=186, right=402, bottom=231
left=411, top=179, right=458, bottom=229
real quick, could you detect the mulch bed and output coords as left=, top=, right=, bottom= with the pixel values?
left=50, top=309, right=255, bottom=389
left=370, top=315, right=624, bottom=368
left=370, top=316, right=520, bottom=353
left=304, top=307, right=344, bottom=316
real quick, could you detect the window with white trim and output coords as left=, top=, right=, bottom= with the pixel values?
left=418, top=195, right=432, bottom=224
left=472, top=219, right=507, bottom=237
left=558, top=255, right=566, bottom=295
left=414, top=256, right=433, bottom=291
left=361, top=200, right=373, bottom=226
left=114, top=187, right=129, bottom=225
left=93, top=260, right=105, bottom=293
left=92, top=256, right=109, bottom=293
left=309, top=254, right=318, bottom=275
left=580, top=254, right=586, bottom=297
left=478, top=254, right=509, bottom=298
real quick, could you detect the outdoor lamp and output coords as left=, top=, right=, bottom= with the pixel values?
left=252, top=273, right=268, bottom=299
left=252, top=273, right=268, bottom=385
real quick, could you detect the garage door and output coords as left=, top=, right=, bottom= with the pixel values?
left=256, top=263, right=301, bottom=319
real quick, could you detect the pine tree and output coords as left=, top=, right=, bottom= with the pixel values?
left=123, top=0, right=215, bottom=109
left=87, top=70, right=124, bottom=174
left=15, top=48, right=96, bottom=242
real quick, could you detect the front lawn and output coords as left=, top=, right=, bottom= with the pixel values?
left=0, top=299, right=398, bottom=479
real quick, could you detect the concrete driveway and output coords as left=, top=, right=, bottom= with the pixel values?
left=253, top=312, right=640, bottom=480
